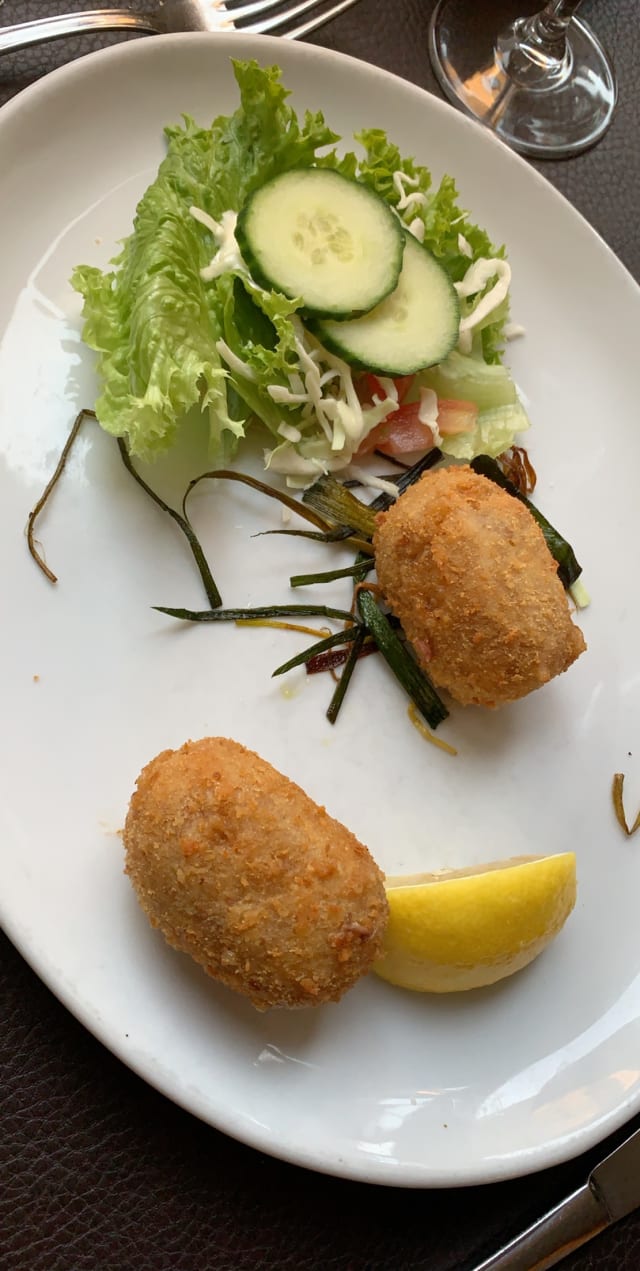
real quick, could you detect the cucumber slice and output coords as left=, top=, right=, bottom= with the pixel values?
left=236, top=168, right=404, bottom=318
left=314, top=232, right=460, bottom=376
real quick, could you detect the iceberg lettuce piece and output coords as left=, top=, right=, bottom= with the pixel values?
left=420, top=349, right=520, bottom=412
left=440, top=400, right=530, bottom=461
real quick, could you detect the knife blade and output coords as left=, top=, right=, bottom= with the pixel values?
left=472, top=1125, right=640, bottom=1271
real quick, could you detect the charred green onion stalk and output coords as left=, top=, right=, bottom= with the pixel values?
left=154, top=455, right=451, bottom=729
left=612, top=773, right=640, bottom=838
left=27, top=408, right=96, bottom=584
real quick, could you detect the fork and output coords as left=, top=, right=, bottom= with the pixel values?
left=0, top=0, right=360, bottom=54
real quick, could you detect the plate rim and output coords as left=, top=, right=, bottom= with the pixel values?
left=1, top=28, right=640, bottom=1189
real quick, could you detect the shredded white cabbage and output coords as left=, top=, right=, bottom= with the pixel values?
left=407, top=217, right=425, bottom=242
left=376, top=377, right=398, bottom=404
left=346, top=465, right=399, bottom=498
left=189, top=206, right=220, bottom=235
left=392, top=170, right=428, bottom=217
left=190, top=207, right=245, bottom=281
left=277, top=421, right=302, bottom=443
left=265, top=443, right=350, bottom=480
left=417, top=387, right=442, bottom=446
left=392, top=170, right=418, bottom=199
left=263, top=317, right=397, bottom=478
left=503, top=321, right=526, bottom=341
left=215, top=338, right=258, bottom=382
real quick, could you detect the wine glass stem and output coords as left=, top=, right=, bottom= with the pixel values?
left=528, top=0, right=583, bottom=47
left=428, top=0, right=616, bottom=158
left=498, top=0, right=588, bottom=86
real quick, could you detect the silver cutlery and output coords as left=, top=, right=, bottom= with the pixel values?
left=472, top=1124, right=640, bottom=1270
left=0, top=0, right=360, bottom=54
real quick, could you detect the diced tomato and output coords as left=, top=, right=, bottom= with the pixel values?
left=360, top=372, right=386, bottom=403
left=356, top=396, right=478, bottom=457
left=357, top=402, right=435, bottom=456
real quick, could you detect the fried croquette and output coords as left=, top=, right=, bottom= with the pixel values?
left=123, top=737, right=388, bottom=1010
left=373, top=465, right=586, bottom=708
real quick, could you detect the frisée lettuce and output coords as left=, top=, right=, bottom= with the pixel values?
left=72, top=60, right=528, bottom=474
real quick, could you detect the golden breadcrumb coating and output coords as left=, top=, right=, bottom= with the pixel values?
left=123, top=737, right=388, bottom=1009
left=373, top=465, right=586, bottom=708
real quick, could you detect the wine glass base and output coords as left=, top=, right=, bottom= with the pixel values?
left=428, top=0, right=617, bottom=159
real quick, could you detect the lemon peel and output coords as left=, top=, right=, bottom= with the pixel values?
left=374, top=853, right=577, bottom=993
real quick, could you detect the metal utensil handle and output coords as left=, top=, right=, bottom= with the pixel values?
left=472, top=1182, right=608, bottom=1271
left=0, top=10, right=157, bottom=55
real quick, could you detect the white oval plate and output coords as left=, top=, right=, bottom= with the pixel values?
left=1, top=33, right=639, bottom=1188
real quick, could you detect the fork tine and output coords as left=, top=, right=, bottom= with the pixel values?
left=243, top=0, right=359, bottom=38
left=282, top=0, right=360, bottom=39
left=222, top=0, right=299, bottom=20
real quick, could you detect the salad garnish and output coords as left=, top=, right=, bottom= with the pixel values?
left=71, top=59, right=528, bottom=481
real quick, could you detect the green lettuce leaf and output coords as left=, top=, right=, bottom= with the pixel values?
left=72, top=60, right=339, bottom=459
left=216, top=274, right=304, bottom=437
left=72, top=195, right=233, bottom=459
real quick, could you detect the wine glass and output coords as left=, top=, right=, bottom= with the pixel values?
left=428, top=0, right=617, bottom=158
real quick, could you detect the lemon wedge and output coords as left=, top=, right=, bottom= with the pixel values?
left=374, top=853, right=577, bottom=993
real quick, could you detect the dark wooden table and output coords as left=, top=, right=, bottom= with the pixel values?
left=2, top=3, right=639, bottom=1268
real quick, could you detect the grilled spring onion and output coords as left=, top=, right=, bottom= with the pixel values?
left=369, top=447, right=443, bottom=513
left=184, top=469, right=374, bottom=555
left=357, top=587, right=448, bottom=729
left=154, top=603, right=356, bottom=624
left=118, top=441, right=222, bottom=609
left=290, top=559, right=375, bottom=588
left=612, top=773, right=640, bottom=837
left=302, top=474, right=378, bottom=538
left=27, top=408, right=96, bottom=583
left=271, top=619, right=378, bottom=725
left=183, top=468, right=330, bottom=532
left=260, top=525, right=374, bottom=554
left=326, top=626, right=368, bottom=725
left=282, top=453, right=446, bottom=723
left=271, top=625, right=360, bottom=677
left=26, top=411, right=223, bottom=607
left=470, top=453, right=582, bottom=590
left=299, top=450, right=444, bottom=541
left=154, top=452, right=448, bottom=727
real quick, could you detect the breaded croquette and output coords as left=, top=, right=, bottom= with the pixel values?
left=123, top=737, right=388, bottom=1009
left=373, top=465, right=586, bottom=708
